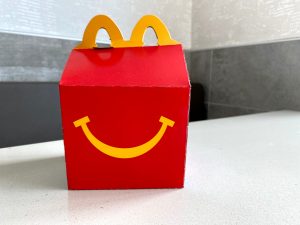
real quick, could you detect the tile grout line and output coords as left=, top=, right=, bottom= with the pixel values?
left=207, top=50, right=214, bottom=114
left=206, top=101, right=265, bottom=112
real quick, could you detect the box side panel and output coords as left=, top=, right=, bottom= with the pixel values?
left=60, top=85, right=190, bottom=189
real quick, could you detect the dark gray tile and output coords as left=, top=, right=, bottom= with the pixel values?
left=208, top=103, right=264, bottom=119
left=210, top=40, right=300, bottom=111
left=190, top=50, right=212, bottom=101
left=190, top=83, right=207, bottom=121
left=184, top=50, right=191, bottom=77
left=0, top=82, right=61, bottom=147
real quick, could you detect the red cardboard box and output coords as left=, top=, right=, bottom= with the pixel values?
left=59, top=15, right=190, bottom=189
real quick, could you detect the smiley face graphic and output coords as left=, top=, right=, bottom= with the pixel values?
left=73, top=116, right=175, bottom=159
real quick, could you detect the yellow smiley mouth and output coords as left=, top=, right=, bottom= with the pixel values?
left=73, top=116, right=175, bottom=159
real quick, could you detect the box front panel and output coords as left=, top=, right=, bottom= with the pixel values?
left=60, top=86, right=189, bottom=189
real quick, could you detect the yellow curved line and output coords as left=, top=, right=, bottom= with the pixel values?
left=73, top=116, right=175, bottom=159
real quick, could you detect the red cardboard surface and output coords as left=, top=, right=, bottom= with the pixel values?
left=60, top=44, right=190, bottom=189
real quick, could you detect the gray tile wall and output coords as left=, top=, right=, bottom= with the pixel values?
left=191, top=40, right=300, bottom=119
left=0, top=33, right=75, bottom=147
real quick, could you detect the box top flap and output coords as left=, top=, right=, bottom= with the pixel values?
left=60, top=45, right=190, bottom=88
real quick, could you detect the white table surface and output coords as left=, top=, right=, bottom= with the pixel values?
left=1, top=111, right=300, bottom=225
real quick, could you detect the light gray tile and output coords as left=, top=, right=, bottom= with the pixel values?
left=190, top=50, right=212, bottom=101
left=0, top=33, right=77, bottom=82
left=210, top=40, right=300, bottom=111
left=208, top=103, right=263, bottom=119
left=61, top=39, right=80, bottom=51
left=0, top=67, right=62, bottom=82
left=0, top=33, right=112, bottom=82
left=0, top=33, right=74, bottom=68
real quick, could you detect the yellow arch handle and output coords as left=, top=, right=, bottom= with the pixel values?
left=128, top=15, right=179, bottom=47
left=76, top=14, right=179, bottom=49
left=76, top=15, right=124, bottom=49
left=73, top=116, right=175, bottom=159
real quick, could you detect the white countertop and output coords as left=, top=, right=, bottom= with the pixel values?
left=1, top=111, right=300, bottom=225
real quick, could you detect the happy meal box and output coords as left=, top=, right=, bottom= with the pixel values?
left=59, top=15, right=190, bottom=189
